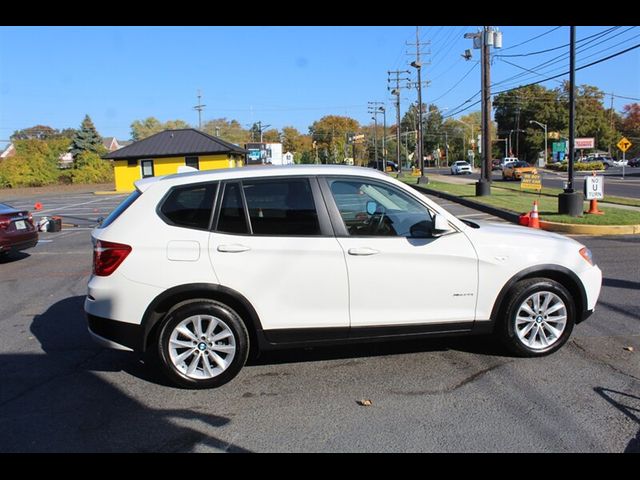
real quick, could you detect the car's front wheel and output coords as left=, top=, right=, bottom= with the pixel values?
left=155, top=300, right=249, bottom=388
left=497, top=278, right=575, bottom=357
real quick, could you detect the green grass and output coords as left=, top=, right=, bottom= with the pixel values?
left=404, top=178, right=640, bottom=225
left=492, top=180, right=640, bottom=208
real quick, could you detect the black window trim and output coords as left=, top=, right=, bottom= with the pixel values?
left=318, top=175, right=456, bottom=239
left=156, top=181, right=219, bottom=231
left=141, top=159, right=154, bottom=178
left=212, top=176, right=335, bottom=237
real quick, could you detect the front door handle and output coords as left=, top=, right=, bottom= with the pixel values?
left=217, top=244, right=251, bottom=253
left=348, top=247, right=380, bottom=256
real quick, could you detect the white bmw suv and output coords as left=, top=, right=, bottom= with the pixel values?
left=85, top=165, right=602, bottom=388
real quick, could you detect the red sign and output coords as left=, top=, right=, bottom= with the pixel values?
left=575, top=137, right=595, bottom=149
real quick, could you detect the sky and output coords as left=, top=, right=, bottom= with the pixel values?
left=0, top=26, right=638, bottom=144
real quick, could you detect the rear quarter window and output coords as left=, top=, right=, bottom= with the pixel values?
left=159, top=183, right=218, bottom=230
left=99, top=190, right=141, bottom=228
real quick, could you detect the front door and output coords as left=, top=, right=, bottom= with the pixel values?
left=324, top=177, right=478, bottom=328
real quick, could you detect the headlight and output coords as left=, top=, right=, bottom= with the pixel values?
left=579, top=247, right=594, bottom=266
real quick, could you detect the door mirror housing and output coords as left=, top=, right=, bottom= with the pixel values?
left=432, top=213, right=453, bottom=236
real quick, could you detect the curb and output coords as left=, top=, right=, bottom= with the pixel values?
left=410, top=183, right=640, bottom=236
left=538, top=221, right=640, bottom=235
left=94, top=191, right=126, bottom=195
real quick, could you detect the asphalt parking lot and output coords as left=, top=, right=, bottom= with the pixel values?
left=0, top=190, right=638, bottom=452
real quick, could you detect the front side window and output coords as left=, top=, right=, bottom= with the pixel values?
left=141, top=159, right=154, bottom=178
left=159, top=183, right=217, bottom=230
left=243, top=178, right=320, bottom=236
left=329, top=179, right=433, bottom=237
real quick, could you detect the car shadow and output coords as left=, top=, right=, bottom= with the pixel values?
left=0, top=295, right=251, bottom=452
left=0, top=251, right=30, bottom=264
left=602, top=277, right=640, bottom=291
left=594, top=387, right=640, bottom=453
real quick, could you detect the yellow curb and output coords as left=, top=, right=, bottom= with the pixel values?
left=539, top=220, right=640, bottom=235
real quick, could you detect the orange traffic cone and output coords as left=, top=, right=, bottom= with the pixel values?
left=529, top=200, right=540, bottom=229
left=34, top=202, right=43, bottom=211
left=585, top=198, right=604, bottom=215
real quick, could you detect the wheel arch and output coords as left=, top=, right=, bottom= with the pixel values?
left=490, top=265, right=587, bottom=326
left=141, top=283, right=264, bottom=353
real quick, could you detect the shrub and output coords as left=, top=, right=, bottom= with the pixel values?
left=544, top=161, right=603, bottom=172
left=71, top=152, right=114, bottom=184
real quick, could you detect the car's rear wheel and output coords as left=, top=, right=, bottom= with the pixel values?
left=155, top=300, right=249, bottom=388
left=497, top=278, right=575, bottom=357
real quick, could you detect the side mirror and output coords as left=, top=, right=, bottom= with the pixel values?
left=432, top=214, right=453, bottom=236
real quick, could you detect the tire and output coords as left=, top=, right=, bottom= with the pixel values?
left=497, top=278, right=575, bottom=357
left=154, top=300, right=250, bottom=388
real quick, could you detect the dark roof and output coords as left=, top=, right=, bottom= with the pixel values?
left=103, top=129, right=247, bottom=160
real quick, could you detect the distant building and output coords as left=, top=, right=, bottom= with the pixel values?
left=102, top=137, right=131, bottom=152
left=0, top=143, right=16, bottom=159
left=103, top=128, right=247, bottom=192
left=244, top=142, right=284, bottom=165
left=283, top=151, right=295, bottom=165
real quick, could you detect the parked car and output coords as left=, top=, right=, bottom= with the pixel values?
left=0, top=202, right=38, bottom=257
left=499, top=157, right=519, bottom=170
left=450, top=161, right=472, bottom=175
left=85, top=165, right=602, bottom=388
left=368, top=160, right=398, bottom=172
left=582, top=155, right=626, bottom=169
left=627, top=157, right=640, bottom=167
left=502, top=161, right=538, bottom=180
left=491, top=159, right=502, bottom=171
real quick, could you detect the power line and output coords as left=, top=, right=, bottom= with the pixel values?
left=498, top=26, right=562, bottom=52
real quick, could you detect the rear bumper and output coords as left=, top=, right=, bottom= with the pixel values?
left=87, top=313, right=144, bottom=351
left=0, top=234, right=38, bottom=253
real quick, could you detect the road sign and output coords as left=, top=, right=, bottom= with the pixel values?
left=584, top=175, right=604, bottom=200
left=617, top=137, right=632, bottom=152
left=521, top=173, right=542, bottom=191
left=575, top=137, right=595, bottom=149
left=552, top=141, right=566, bottom=153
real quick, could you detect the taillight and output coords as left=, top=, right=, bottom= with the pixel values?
left=93, top=240, right=132, bottom=276
left=0, top=216, right=10, bottom=229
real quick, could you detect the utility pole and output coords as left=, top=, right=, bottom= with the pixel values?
left=368, top=101, right=384, bottom=168
left=609, top=92, right=615, bottom=155
left=194, top=89, right=206, bottom=130
left=464, top=27, right=502, bottom=196
left=407, top=26, right=430, bottom=184
left=559, top=26, right=583, bottom=217
left=380, top=106, right=387, bottom=172
left=388, top=69, right=411, bottom=174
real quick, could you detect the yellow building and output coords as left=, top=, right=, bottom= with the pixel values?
left=103, top=129, right=247, bottom=192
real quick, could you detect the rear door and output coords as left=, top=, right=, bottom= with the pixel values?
left=208, top=177, right=349, bottom=336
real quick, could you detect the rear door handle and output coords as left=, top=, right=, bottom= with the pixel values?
left=217, top=244, right=251, bottom=253
left=348, top=247, right=380, bottom=256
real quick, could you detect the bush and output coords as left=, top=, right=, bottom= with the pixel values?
left=544, top=161, right=603, bottom=172
left=71, top=152, right=114, bottom=184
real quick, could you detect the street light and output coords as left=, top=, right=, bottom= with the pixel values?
left=410, top=59, right=426, bottom=183
left=453, top=119, right=475, bottom=164
left=529, top=120, right=548, bottom=167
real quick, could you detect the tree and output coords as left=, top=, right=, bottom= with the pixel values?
left=618, top=103, right=640, bottom=157
left=262, top=129, right=281, bottom=143
left=70, top=115, right=104, bottom=159
left=130, top=117, right=191, bottom=141
left=201, top=118, right=250, bottom=145
left=308, top=115, right=360, bottom=165
left=11, top=125, right=58, bottom=140
left=0, top=139, right=64, bottom=187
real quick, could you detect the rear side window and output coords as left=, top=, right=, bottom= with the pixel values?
left=99, top=190, right=141, bottom=228
left=243, top=178, right=320, bottom=236
left=217, top=182, right=249, bottom=234
left=159, top=183, right=217, bottom=230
